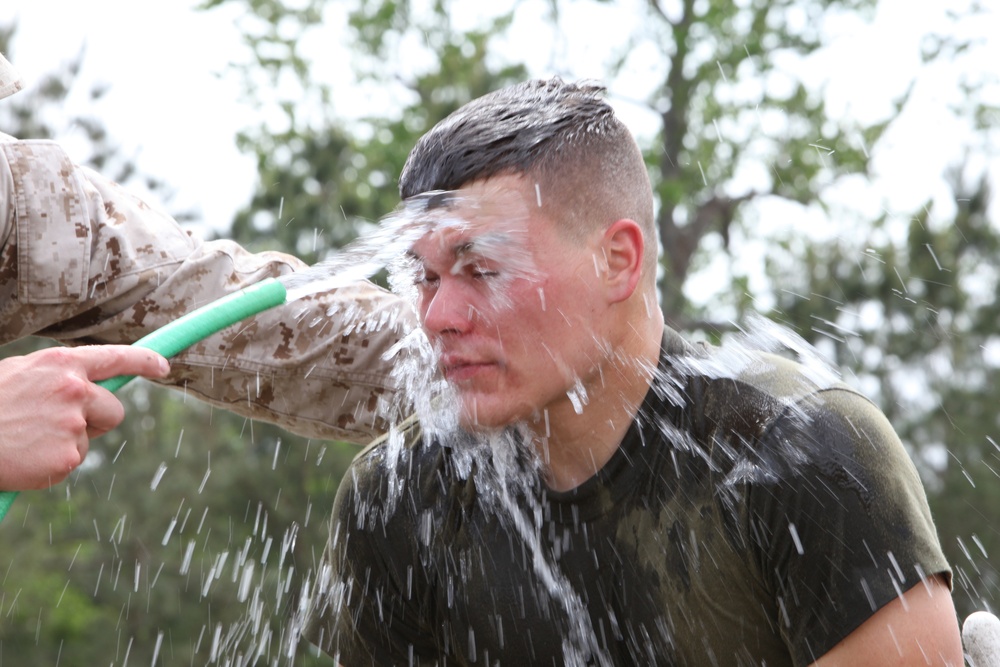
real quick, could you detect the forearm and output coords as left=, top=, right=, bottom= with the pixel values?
left=0, top=136, right=414, bottom=443
left=141, top=266, right=412, bottom=443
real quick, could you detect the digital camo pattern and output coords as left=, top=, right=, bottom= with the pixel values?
left=0, top=134, right=415, bottom=443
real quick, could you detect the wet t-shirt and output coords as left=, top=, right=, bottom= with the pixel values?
left=305, top=328, right=951, bottom=666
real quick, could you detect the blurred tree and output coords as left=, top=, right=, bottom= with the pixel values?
left=1, top=378, right=356, bottom=665
left=598, top=0, right=882, bottom=327
left=752, top=0, right=1000, bottom=619
left=199, top=0, right=527, bottom=265
left=207, top=0, right=884, bottom=325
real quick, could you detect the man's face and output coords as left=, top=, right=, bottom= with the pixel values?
left=404, top=175, right=608, bottom=430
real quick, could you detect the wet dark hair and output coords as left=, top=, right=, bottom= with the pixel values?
left=400, top=79, right=615, bottom=197
left=399, top=78, right=656, bottom=269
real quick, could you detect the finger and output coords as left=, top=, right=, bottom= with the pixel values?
left=75, top=428, right=92, bottom=465
left=71, top=345, right=171, bottom=383
left=30, top=432, right=87, bottom=490
left=84, top=384, right=127, bottom=437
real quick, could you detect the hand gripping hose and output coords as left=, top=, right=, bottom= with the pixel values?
left=0, top=278, right=288, bottom=524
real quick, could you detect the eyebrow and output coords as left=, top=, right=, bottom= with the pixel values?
left=406, top=240, right=484, bottom=263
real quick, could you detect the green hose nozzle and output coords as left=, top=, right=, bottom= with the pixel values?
left=0, top=277, right=288, bottom=523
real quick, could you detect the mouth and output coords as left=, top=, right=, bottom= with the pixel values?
left=439, top=355, right=498, bottom=383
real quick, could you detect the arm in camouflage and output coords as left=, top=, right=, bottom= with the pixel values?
left=0, top=134, right=416, bottom=443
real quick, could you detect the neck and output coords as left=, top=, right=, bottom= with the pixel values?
left=531, top=318, right=664, bottom=492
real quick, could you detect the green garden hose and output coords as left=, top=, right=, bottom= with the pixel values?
left=0, top=277, right=288, bottom=523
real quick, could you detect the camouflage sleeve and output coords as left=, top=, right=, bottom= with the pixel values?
left=0, top=135, right=415, bottom=443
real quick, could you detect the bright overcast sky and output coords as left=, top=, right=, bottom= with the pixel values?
left=0, top=0, right=258, bottom=231
left=1, top=0, right=998, bottom=244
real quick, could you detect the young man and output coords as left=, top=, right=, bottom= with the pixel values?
left=303, top=79, right=961, bottom=665
left=0, top=52, right=409, bottom=491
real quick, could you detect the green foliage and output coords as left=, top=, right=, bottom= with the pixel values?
left=219, top=0, right=527, bottom=270
left=0, top=383, right=350, bottom=665
left=219, top=0, right=884, bottom=324
left=623, top=0, right=882, bottom=324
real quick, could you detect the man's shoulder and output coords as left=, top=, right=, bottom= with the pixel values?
left=348, top=416, right=453, bottom=492
left=726, top=350, right=886, bottom=440
left=731, top=350, right=867, bottom=417
left=354, top=414, right=423, bottom=461
left=350, top=414, right=429, bottom=476
left=660, top=331, right=880, bottom=454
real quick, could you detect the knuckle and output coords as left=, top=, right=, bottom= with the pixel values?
left=42, top=346, right=75, bottom=365
left=62, top=412, right=89, bottom=435
left=107, top=402, right=126, bottom=425
left=59, top=373, right=91, bottom=401
left=61, top=448, right=84, bottom=471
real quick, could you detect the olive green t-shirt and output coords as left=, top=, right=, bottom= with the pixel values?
left=306, top=329, right=950, bottom=666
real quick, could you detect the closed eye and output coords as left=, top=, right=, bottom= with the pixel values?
left=471, top=268, right=499, bottom=280
left=414, top=266, right=440, bottom=287
left=453, top=257, right=499, bottom=280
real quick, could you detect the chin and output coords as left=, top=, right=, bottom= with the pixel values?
left=456, top=395, right=528, bottom=432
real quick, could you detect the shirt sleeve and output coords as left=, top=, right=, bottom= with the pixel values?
left=0, top=135, right=416, bottom=443
left=747, top=388, right=952, bottom=666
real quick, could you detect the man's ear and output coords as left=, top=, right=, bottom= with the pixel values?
left=601, top=219, right=644, bottom=303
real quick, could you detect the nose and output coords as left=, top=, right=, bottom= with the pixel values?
left=421, top=279, right=474, bottom=336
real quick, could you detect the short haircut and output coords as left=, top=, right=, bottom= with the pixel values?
left=399, top=79, right=656, bottom=271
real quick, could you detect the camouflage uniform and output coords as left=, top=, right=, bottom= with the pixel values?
left=0, top=53, right=413, bottom=443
